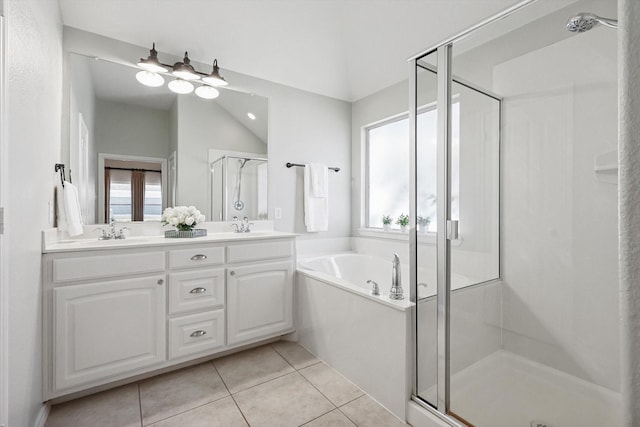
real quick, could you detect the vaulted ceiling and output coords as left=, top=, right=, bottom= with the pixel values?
left=59, top=0, right=523, bottom=101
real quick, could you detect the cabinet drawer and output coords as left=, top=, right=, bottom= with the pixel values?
left=169, top=246, right=225, bottom=269
left=226, top=240, right=293, bottom=264
left=169, top=268, right=225, bottom=315
left=53, top=252, right=165, bottom=283
left=168, top=310, right=225, bottom=360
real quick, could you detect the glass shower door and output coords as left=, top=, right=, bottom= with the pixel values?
left=413, top=51, right=439, bottom=409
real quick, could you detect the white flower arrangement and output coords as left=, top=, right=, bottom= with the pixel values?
left=161, top=206, right=206, bottom=231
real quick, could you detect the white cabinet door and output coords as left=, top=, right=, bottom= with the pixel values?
left=53, top=275, right=166, bottom=391
left=227, top=261, right=294, bottom=345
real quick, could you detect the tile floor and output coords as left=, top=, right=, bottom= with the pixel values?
left=45, top=341, right=409, bottom=427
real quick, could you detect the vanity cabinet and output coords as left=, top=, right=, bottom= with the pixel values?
left=53, top=275, right=166, bottom=391
left=42, top=235, right=296, bottom=400
left=227, top=261, right=294, bottom=345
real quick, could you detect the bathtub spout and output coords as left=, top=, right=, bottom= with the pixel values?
left=390, top=254, right=404, bottom=300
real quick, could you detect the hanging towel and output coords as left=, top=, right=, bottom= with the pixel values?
left=56, top=181, right=69, bottom=232
left=304, top=164, right=329, bottom=232
left=308, top=163, right=328, bottom=198
left=63, top=181, right=84, bottom=236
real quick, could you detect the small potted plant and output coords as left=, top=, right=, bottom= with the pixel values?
left=382, top=214, right=392, bottom=231
left=417, top=215, right=431, bottom=233
left=396, top=213, right=409, bottom=232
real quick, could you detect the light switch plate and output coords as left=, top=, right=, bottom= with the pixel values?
left=274, top=207, right=282, bottom=219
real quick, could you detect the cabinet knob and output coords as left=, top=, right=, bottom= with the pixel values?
left=157, top=279, right=164, bottom=285
left=229, top=271, right=235, bottom=276
left=191, top=254, right=207, bottom=261
left=190, top=330, right=207, bottom=338
left=189, top=287, right=207, bottom=294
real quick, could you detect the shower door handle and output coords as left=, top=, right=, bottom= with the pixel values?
left=446, top=220, right=459, bottom=240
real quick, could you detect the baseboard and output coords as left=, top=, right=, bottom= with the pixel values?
left=34, top=402, right=50, bottom=427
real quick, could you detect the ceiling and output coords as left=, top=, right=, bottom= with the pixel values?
left=59, top=0, right=525, bottom=102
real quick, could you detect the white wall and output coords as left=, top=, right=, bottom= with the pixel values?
left=94, top=98, right=170, bottom=159
left=5, top=0, right=63, bottom=426
left=497, top=27, right=619, bottom=391
left=63, top=27, right=352, bottom=239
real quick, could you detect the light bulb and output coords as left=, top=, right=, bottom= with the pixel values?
left=247, top=112, right=256, bottom=120
left=168, top=78, right=194, bottom=94
left=136, top=71, right=164, bottom=87
left=137, top=61, right=167, bottom=73
left=195, top=85, right=220, bottom=99
left=173, top=68, right=201, bottom=81
left=202, top=75, right=228, bottom=87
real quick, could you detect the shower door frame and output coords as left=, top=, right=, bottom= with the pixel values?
left=409, top=0, right=536, bottom=423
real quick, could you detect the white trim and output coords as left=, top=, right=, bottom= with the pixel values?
left=0, top=15, right=8, bottom=427
left=97, top=153, right=168, bottom=223
left=33, top=402, right=50, bottom=427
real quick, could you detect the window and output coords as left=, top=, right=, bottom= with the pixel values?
left=106, top=168, right=162, bottom=222
left=365, top=103, right=459, bottom=231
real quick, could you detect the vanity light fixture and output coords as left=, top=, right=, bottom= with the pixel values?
left=202, top=59, right=228, bottom=87
left=136, top=70, right=165, bottom=87
left=168, top=78, right=194, bottom=94
left=135, top=43, right=229, bottom=99
left=172, top=52, right=200, bottom=81
left=137, top=43, right=168, bottom=73
left=195, top=85, right=220, bottom=99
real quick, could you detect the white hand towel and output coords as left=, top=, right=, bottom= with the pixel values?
left=63, top=182, right=84, bottom=236
left=56, top=182, right=68, bottom=232
left=304, top=164, right=329, bottom=232
left=308, top=163, right=328, bottom=198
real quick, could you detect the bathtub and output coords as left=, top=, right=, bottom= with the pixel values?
left=298, top=252, right=472, bottom=303
left=296, top=252, right=480, bottom=422
left=296, top=252, right=412, bottom=421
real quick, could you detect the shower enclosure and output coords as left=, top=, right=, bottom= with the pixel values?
left=410, top=1, right=619, bottom=426
left=210, top=155, right=268, bottom=221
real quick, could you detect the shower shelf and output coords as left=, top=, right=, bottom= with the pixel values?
left=594, top=149, right=617, bottom=184
left=594, top=149, right=617, bottom=173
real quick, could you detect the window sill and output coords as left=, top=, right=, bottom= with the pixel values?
left=357, top=228, right=437, bottom=244
left=356, top=228, right=463, bottom=246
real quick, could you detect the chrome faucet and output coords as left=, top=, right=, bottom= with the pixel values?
left=96, top=217, right=127, bottom=240
left=231, top=216, right=254, bottom=233
left=389, top=253, right=404, bottom=300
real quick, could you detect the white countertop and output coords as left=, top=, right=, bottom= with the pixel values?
left=42, top=230, right=297, bottom=253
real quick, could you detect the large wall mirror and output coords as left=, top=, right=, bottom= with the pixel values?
left=68, top=52, right=269, bottom=224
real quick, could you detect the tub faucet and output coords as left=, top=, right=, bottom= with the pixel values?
left=390, top=253, right=404, bottom=300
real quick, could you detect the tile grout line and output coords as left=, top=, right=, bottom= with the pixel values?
left=271, top=342, right=323, bottom=372
left=212, top=360, right=251, bottom=426
left=142, top=362, right=233, bottom=426
left=137, top=383, right=143, bottom=427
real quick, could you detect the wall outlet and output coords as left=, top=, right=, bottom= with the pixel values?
left=274, top=207, right=282, bottom=220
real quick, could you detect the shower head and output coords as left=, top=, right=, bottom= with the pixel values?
left=566, top=12, right=618, bottom=32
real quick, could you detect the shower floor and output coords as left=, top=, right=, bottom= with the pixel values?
left=419, top=350, right=620, bottom=427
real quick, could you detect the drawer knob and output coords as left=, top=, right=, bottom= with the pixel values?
left=157, top=279, right=164, bottom=285
left=230, top=270, right=235, bottom=276
left=189, top=287, right=207, bottom=294
left=190, top=330, right=207, bottom=338
left=191, top=254, right=207, bottom=261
